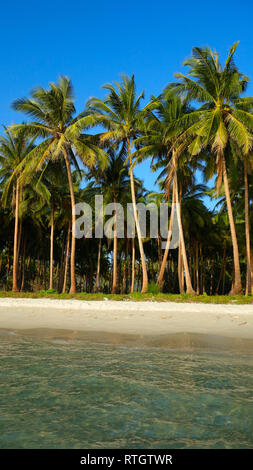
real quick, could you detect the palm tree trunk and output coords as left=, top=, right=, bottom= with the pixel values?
left=95, top=237, right=102, bottom=293
left=244, top=161, right=251, bottom=295
left=63, top=147, right=76, bottom=293
left=112, top=198, right=118, bottom=294
left=49, top=204, right=54, bottom=290
left=6, top=247, right=10, bottom=290
left=17, top=221, right=22, bottom=286
left=250, top=249, right=253, bottom=294
left=12, top=179, right=20, bottom=292
left=131, top=237, right=135, bottom=293
left=126, top=238, right=130, bottom=292
left=58, top=231, right=66, bottom=292
left=196, top=241, right=199, bottom=295
left=222, top=155, right=242, bottom=295
left=122, top=253, right=127, bottom=294
left=62, top=222, right=70, bottom=294
left=157, top=178, right=176, bottom=286
left=20, top=234, right=26, bottom=292
left=127, top=138, right=148, bottom=293
left=174, top=171, right=195, bottom=294
left=178, top=241, right=184, bottom=293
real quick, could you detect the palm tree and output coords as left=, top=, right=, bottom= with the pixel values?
left=180, top=185, right=212, bottom=294
left=133, top=94, right=197, bottom=293
left=10, top=76, right=107, bottom=293
left=86, top=74, right=153, bottom=293
left=169, top=43, right=253, bottom=295
left=0, top=127, right=35, bottom=291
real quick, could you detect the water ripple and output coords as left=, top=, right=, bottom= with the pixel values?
left=0, top=337, right=253, bottom=448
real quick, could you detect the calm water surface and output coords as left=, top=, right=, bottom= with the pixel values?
left=0, top=332, right=253, bottom=448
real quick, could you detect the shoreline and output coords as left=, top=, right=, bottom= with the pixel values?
left=0, top=298, right=253, bottom=343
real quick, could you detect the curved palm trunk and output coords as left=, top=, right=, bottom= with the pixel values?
left=157, top=178, right=176, bottom=286
left=63, top=147, right=76, bottom=293
left=62, top=222, right=70, bottom=294
left=222, top=155, right=242, bottom=295
left=174, top=168, right=195, bottom=295
left=95, top=237, right=102, bottom=293
left=131, top=237, right=135, bottom=293
left=244, top=161, right=251, bottom=295
left=127, top=138, right=148, bottom=293
left=49, top=204, right=54, bottom=290
left=112, top=199, right=118, bottom=294
left=12, top=179, right=20, bottom=292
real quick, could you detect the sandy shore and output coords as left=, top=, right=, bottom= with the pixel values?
left=0, top=298, right=253, bottom=340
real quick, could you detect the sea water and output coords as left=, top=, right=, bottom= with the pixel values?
left=0, top=331, right=253, bottom=449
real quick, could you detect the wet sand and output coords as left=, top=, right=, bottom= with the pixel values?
left=0, top=298, right=253, bottom=352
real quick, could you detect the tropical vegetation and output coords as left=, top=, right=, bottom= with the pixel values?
left=1, top=43, right=253, bottom=298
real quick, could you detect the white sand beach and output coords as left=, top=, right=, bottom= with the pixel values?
left=0, top=298, right=253, bottom=341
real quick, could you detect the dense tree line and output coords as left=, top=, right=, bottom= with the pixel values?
left=0, top=43, right=253, bottom=295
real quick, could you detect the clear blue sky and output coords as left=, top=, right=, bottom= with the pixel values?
left=1, top=0, right=253, bottom=199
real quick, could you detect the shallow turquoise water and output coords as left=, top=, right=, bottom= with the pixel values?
left=0, top=333, right=253, bottom=449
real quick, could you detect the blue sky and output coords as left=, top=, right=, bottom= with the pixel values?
left=1, top=0, right=253, bottom=202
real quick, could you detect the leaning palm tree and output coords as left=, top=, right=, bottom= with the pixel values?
left=133, top=94, right=197, bottom=293
left=10, top=76, right=107, bottom=293
left=0, top=127, right=35, bottom=291
left=169, top=42, right=253, bottom=295
left=86, top=74, right=153, bottom=293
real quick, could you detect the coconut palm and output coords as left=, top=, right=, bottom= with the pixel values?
left=169, top=42, right=253, bottom=294
left=133, top=94, right=197, bottom=293
left=86, top=74, right=153, bottom=293
left=10, top=76, right=107, bottom=293
left=0, top=127, right=35, bottom=291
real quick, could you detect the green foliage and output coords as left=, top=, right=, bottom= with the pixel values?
left=0, top=45, right=252, bottom=298
left=148, top=282, right=162, bottom=295
left=39, top=289, right=58, bottom=294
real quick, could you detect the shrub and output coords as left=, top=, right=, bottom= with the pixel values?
left=147, top=282, right=161, bottom=295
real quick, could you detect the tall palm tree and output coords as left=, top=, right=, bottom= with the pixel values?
left=86, top=74, right=153, bottom=293
left=169, top=42, right=253, bottom=295
left=0, top=127, right=35, bottom=291
left=133, top=94, right=197, bottom=293
left=10, top=76, right=107, bottom=293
